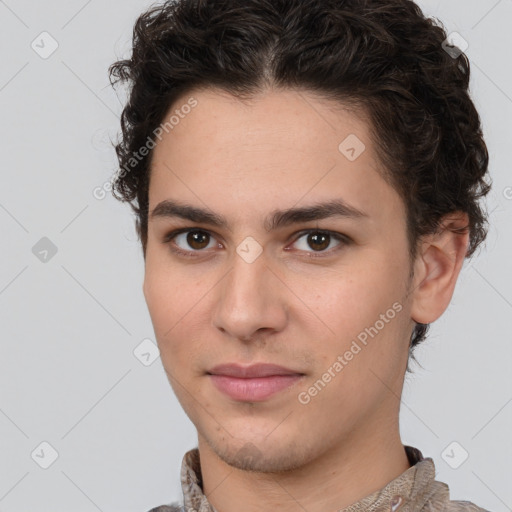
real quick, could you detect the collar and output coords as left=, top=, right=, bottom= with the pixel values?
left=179, top=445, right=450, bottom=512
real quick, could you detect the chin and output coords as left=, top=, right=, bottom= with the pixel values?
left=206, top=431, right=314, bottom=474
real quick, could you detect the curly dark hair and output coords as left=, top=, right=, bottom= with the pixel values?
left=108, top=0, right=492, bottom=365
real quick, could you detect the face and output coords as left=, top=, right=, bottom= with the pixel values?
left=143, top=87, right=417, bottom=472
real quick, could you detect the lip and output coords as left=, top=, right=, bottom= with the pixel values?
left=207, top=363, right=305, bottom=402
left=207, top=363, right=304, bottom=378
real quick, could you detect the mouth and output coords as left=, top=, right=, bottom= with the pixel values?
left=207, top=363, right=306, bottom=402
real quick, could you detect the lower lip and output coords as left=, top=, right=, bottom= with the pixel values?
left=208, top=374, right=304, bottom=401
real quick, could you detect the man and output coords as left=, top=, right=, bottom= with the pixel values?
left=108, top=0, right=492, bottom=510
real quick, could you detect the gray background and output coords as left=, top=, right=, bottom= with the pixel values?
left=0, top=0, right=511, bottom=511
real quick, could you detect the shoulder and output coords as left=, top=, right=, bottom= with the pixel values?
left=419, top=489, right=491, bottom=512
left=145, top=504, right=185, bottom=512
left=409, top=455, right=491, bottom=512
left=440, top=500, right=491, bottom=512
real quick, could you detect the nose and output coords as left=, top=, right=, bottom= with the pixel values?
left=211, top=247, right=288, bottom=342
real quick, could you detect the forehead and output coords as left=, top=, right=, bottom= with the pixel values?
left=154, top=87, right=371, bottom=158
left=148, top=87, right=404, bottom=225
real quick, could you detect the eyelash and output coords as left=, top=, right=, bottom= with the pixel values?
left=161, top=228, right=351, bottom=259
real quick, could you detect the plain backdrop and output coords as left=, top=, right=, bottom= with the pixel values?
left=0, top=1, right=511, bottom=511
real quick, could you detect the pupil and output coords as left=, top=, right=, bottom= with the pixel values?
left=309, top=233, right=329, bottom=251
left=188, top=231, right=209, bottom=249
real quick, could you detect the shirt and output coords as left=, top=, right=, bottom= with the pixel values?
left=146, top=445, right=490, bottom=512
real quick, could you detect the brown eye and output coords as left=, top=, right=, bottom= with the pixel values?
left=163, top=229, right=218, bottom=255
left=186, top=231, right=210, bottom=250
left=292, top=230, right=347, bottom=254
left=306, top=232, right=330, bottom=251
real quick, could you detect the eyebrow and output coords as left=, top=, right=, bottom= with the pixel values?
left=149, top=198, right=369, bottom=231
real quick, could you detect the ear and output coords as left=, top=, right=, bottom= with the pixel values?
left=410, top=212, right=470, bottom=325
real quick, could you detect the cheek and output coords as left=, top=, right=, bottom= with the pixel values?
left=143, top=264, right=215, bottom=364
left=144, top=249, right=202, bottom=320
left=298, top=255, right=409, bottom=375
left=302, top=265, right=400, bottom=333
left=144, top=268, right=187, bottom=342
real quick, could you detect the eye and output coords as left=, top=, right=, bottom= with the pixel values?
left=289, top=230, right=349, bottom=256
left=163, top=228, right=221, bottom=257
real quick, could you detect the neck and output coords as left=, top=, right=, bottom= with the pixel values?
left=198, top=420, right=410, bottom=512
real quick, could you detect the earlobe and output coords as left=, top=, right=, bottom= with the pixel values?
left=410, top=212, right=470, bottom=325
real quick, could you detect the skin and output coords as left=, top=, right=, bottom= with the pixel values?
left=142, top=87, right=469, bottom=512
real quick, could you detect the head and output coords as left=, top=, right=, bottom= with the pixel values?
left=109, top=0, right=491, bottom=471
